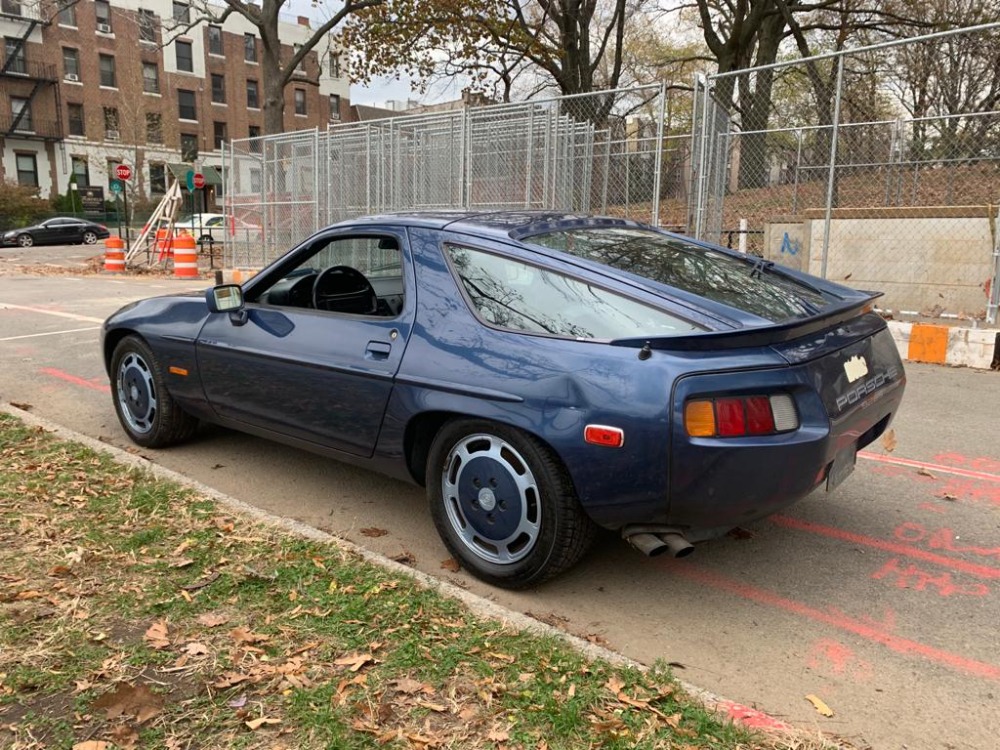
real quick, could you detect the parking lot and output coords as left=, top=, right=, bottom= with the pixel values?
left=1, top=247, right=998, bottom=749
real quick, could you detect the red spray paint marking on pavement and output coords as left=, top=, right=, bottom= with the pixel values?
left=864, top=461, right=1000, bottom=507
left=670, top=563, right=1000, bottom=682
left=933, top=452, right=1000, bottom=476
left=859, top=451, right=1000, bottom=484
left=716, top=700, right=790, bottom=731
left=807, top=638, right=874, bottom=682
left=40, top=367, right=111, bottom=394
left=770, top=515, right=1000, bottom=580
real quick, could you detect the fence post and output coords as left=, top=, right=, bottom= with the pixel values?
left=651, top=82, right=667, bottom=226
left=989, top=206, right=1000, bottom=325
left=693, top=75, right=712, bottom=239
left=820, top=56, right=845, bottom=280
left=792, top=128, right=802, bottom=214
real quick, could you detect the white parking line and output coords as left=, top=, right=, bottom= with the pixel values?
left=0, top=303, right=104, bottom=323
left=0, top=326, right=102, bottom=342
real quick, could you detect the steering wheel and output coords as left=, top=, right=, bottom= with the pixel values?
left=312, top=266, right=378, bottom=314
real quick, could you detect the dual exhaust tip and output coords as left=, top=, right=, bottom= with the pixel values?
left=627, top=531, right=695, bottom=558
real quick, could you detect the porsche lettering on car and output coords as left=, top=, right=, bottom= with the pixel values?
left=101, top=212, right=905, bottom=588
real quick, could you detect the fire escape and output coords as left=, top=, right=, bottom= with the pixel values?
left=0, top=1, right=61, bottom=140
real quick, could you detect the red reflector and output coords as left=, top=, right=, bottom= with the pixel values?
left=745, top=396, right=775, bottom=434
left=584, top=425, right=625, bottom=448
left=715, top=398, right=746, bottom=436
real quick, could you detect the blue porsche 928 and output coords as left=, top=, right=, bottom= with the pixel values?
left=102, top=212, right=905, bottom=588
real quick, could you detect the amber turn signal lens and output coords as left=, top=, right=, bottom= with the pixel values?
left=684, top=400, right=716, bottom=437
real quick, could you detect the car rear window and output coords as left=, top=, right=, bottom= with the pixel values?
left=446, top=245, right=701, bottom=340
left=526, top=227, right=831, bottom=321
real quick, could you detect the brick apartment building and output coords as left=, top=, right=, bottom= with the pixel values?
left=0, top=0, right=349, bottom=205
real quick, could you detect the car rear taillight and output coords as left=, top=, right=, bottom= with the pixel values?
left=684, top=394, right=798, bottom=437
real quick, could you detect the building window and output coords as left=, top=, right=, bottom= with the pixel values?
left=11, top=97, right=31, bottom=131
left=2, top=0, right=22, bottom=17
left=146, top=112, right=163, bottom=143
left=150, top=163, right=166, bottom=194
left=207, top=25, right=222, bottom=55
left=293, top=43, right=305, bottom=72
left=15, top=153, right=37, bottom=187
left=244, top=33, right=256, bottom=62
left=5, top=38, right=25, bottom=75
left=95, top=0, right=111, bottom=31
left=329, top=52, right=341, bottom=78
left=72, top=156, right=89, bottom=188
left=142, top=62, right=159, bottom=94
left=248, top=125, right=260, bottom=138
left=138, top=9, right=157, bottom=42
left=211, top=73, right=225, bottom=104
left=176, top=40, right=193, bottom=73
left=246, top=79, right=259, bottom=109
left=180, top=133, right=198, bottom=162
left=106, top=159, right=122, bottom=190
left=172, top=1, right=189, bottom=23
left=99, top=54, right=116, bottom=87
left=178, top=89, right=196, bottom=120
left=213, top=121, right=227, bottom=150
left=294, top=89, right=306, bottom=115
left=68, top=103, right=84, bottom=136
left=62, top=47, right=80, bottom=79
left=249, top=167, right=261, bottom=192
left=57, top=0, right=76, bottom=26
left=104, top=107, right=119, bottom=139
left=329, top=93, right=341, bottom=120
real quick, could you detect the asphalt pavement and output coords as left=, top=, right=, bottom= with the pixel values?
left=1, top=248, right=998, bottom=749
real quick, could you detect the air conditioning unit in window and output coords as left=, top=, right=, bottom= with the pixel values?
left=64, top=73, right=79, bottom=82
left=97, top=23, right=112, bottom=33
left=106, top=130, right=120, bottom=141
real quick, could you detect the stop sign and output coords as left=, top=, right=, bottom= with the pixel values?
left=193, top=172, right=206, bottom=189
left=115, top=164, right=132, bottom=181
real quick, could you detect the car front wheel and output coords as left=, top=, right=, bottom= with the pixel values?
left=427, top=419, right=596, bottom=588
left=110, top=335, right=198, bottom=448
left=82, top=231, right=98, bottom=245
left=17, top=234, right=33, bottom=247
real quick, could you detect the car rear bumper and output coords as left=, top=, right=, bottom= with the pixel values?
left=664, top=327, right=905, bottom=534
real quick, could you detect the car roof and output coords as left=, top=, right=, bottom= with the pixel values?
left=341, top=210, right=649, bottom=242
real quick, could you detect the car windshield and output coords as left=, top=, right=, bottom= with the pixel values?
left=526, top=227, right=831, bottom=322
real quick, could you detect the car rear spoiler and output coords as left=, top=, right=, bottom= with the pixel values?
left=610, top=294, right=883, bottom=352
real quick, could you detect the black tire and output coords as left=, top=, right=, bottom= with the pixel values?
left=17, top=234, right=33, bottom=247
left=110, top=335, right=198, bottom=448
left=82, top=231, right=98, bottom=245
left=427, top=419, right=596, bottom=589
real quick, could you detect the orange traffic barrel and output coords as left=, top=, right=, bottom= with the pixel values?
left=104, top=236, right=125, bottom=273
left=172, top=233, right=199, bottom=279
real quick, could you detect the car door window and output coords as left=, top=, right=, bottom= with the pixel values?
left=445, top=244, right=701, bottom=340
left=249, top=235, right=404, bottom=317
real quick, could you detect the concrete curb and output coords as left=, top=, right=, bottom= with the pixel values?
left=0, top=403, right=822, bottom=743
left=886, top=320, right=1000, bottom=370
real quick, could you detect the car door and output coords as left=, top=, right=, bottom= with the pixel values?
left=58, top=219, right=84, bottom=242
left=195, top=228, right=414, bottom=458
left=34, top=219, right=63, bottom=244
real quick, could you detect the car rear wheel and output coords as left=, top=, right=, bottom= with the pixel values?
left=111, top=335, right=198, bottom=448
left=82, top=231, right=98, bottom=245
left=17, top=234, right=33, bottom=247
left=427, top=419, right=596, bottom=588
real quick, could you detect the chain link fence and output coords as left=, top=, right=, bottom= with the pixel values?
left=223, top=84, right=692, bottom=267
left=223, top=26, right=1000, bottom=324
left=691, top=23, right=1000, bottom=323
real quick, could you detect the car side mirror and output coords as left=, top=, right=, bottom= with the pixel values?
left=206, top=284, right=248, bottom=325
left=206, top=284, right=243, bottom=312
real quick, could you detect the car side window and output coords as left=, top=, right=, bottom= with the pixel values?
left=251, top=235, right=404, bottom=317
left=445, top=244, right=701, bottom=340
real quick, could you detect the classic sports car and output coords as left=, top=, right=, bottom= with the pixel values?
left=102, top=212, right=905, bottom=588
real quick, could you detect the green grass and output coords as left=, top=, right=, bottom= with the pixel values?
left=0, top=412, right=832, bottom=750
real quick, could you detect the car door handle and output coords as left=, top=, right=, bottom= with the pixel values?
left=365, top=341, right=391, bottom=360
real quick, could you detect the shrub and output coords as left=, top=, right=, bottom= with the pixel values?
left=0, top=181, right=50, bottom=232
